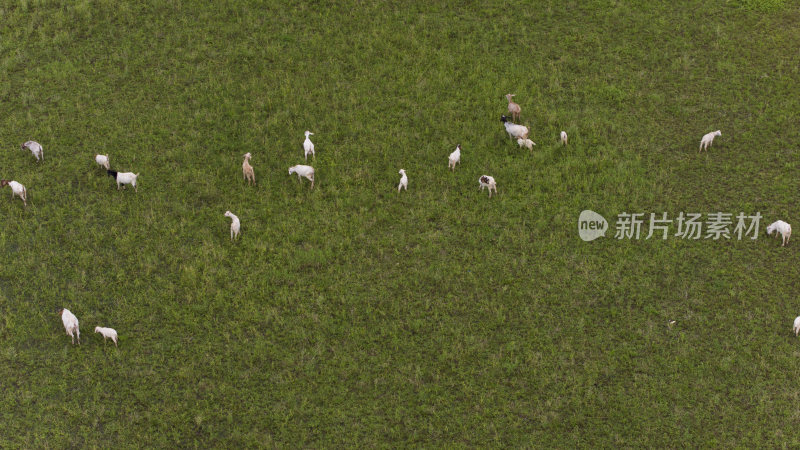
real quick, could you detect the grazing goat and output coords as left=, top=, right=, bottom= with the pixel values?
left=793, top=316, right=800, bottom=337
left=448, top=145, right=461, bottom=171
left=398, top=169, right=408, bottom=192
left=224, top=211, right=241, bottom=240
left=766, top=220, right=791, bottom=247
left=517, top=138, right=535, bottom=151
left=561, top=131, right=568, bottom=145
left=60, top=309, right=80, bottom=345
left=95, top=154, right=110, bottom=170
left=288, top=165, right=315, bottom=189
left=699, top=130, right=721, bottom=152
left=303, top=131, right=315, bottom=161
left=479, top=175, right=497, bottom=198
left=21, top=140, right=43, bottom=162
left=505, top=94, right=521, bottom=123
left=0, top=180, right=27, bottom=207
left=242, top=153, right=255, bottom=185
left=107, top=170, right=140, bottom=191
left=500, top=115, right=528, bottom=140
left=94, top=326, right=118, bottom=347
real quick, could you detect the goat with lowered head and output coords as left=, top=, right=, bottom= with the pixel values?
left=288, top=165, right=315, bottom=189
left=766, top=220, right=791, bottom=247
left=500, top=115, right=528, bottom=140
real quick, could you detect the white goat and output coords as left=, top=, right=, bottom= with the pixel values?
left=500, top=115, right=528, bottom=140
left=0, top=180, right=27, bottom=207
left=242, top=153, right=255, bottom=185
left=699, top=130, right=721, bottom=152
left=60, top=308, right=80, bottom=345
left=398, top=169, right=408, bottom=192
left=107, top=170, right=140, bottom=191
left=561, top=131, right=568, bottom=145
left=303, top=131, right=315, bottom=161
left=479, top=175, right=497, bottom=198
left=517, top=138, right=536, bottom=151
left=224, top=211, right=241, bottom=240
left=21, top=140, right=43, bottom=162
left=288, top=165, right=315, bottom=189
left=505, top=94, right=521, bottom=123
left=95, top=154, right=110, bottom=170
left=766, top=220, right=791, bottom=247
left=94, top=326, right=118, bottom=347
left=793, top=316, right=800, bottom=337
left=448, top=145, right=461, bottom=171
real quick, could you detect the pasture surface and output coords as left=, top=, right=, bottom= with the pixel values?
left=1, top=0, right=799, bottom=446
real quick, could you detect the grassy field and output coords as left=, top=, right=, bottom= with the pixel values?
left=1, top=0, right=800, bottom=446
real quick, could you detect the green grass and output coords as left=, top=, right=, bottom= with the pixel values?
left=1, top=0, right=800, bottom=446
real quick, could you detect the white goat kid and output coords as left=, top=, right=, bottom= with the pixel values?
left=699, top=130, right=721, bottom=152
left=479, top=175, right=497, bottom=198
left=224, top=211, right=241, bottom=240
left=21, top=141, right=43, bottom=162
left=766, top=220, right=791, bottom=247
left=288, top=165, right=315, bottom=189
left=793, top=316, right=800, bottom=337
left=517, top=138, right=535, bottom=151
left=448, top=145, right=461, bottom=171
left=561, top=131, right=568, bottom=145
left=94, top=326, right=118, bottom=347
left=398, top=169, right=408, bottom=192
left=303, top=131, right=315, bottom=161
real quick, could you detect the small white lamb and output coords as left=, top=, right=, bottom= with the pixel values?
left=60, top=308, right=80, bottom=345
left=561, top=131, right=568, bottom=145
left=21, top=141, right=43, bottom=162
left=766, top=220, right=791, bottom=247
left=448, top=145, right=461, bottom=171
left=94, top=326, right=118, bottom=347
left=288, top=165, right=315, bottom=189
left=95, top=154, right=110, bottom=170
left=303, top=131, right=315, bottom=161
left=793, top=316, right=800, bottom=337
left=0, top=180, right=27, bottom=207
left=398, top=169, right=408, bottom=192
left=699, top=130, right=721, bottom=152
left=242, top=153, right=255, bottom=185
left=224, top=211, right=241, bottom=240
left=517, top=138, right=536, bottom=151
left=479, top=175, right=497, bottom=198
left=107, top=170, right=140, bottom=191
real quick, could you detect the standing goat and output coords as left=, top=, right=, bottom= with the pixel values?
left=94, top=326, right=118, bottom=347
left=303, top=131, right=315, bottom=161
left=699, top=130, right=721, bottom=152
left=60, top=309, right=80, bottom=345
left=95, top=154, right=110, bottom=170
left=500, top=115, right=528, bottom=140
left=448, top=145, right=461, bottom=171
left=766, top=220, right=791, bottom=247
left=242, top=153, right=255, bottom=185
left=21, top=141, right=43, bottom=162
left=398, top=169, right=408, bottom=192
left=505, top=94, right=521, bottom=123
left=479, top=175, right=497, bottom=198
left=106, top=170, right=140, bottom=191
left=224, top=211, right=241, bottom=240
left=0, top=180, right=27, bottom=207
left=561, top=131, right=568, bottom=145
left=288, top=165, right=315, bottom=189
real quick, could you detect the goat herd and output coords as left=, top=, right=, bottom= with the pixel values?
left=4, top=94, right=795, bottom=347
